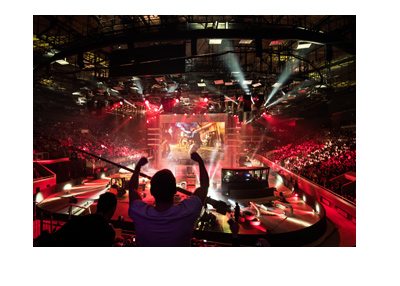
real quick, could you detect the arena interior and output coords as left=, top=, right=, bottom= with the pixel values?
left=31, top=14, right=359, bottom=250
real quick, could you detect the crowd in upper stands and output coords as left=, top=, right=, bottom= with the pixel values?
left=256, top=127, right=356, bottom=203
left=33, top=114, right=149, bottom=165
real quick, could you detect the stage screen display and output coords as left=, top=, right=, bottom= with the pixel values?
left=161, top=121, right=225, bottom=161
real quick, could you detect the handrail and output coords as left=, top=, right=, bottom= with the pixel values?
left=33, top=175, right=54, bottom=182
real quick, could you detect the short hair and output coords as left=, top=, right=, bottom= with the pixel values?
left=150, top=169, right=177, bottom=202
left=97, top=192, right=117, bottom=213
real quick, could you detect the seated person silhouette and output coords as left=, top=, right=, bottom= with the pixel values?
left=34, top=192, right=117, bottom=247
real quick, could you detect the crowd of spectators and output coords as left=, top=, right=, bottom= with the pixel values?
left=33, top=113, right=149, bottom=166
left=257, top=127, right=356, bottom=203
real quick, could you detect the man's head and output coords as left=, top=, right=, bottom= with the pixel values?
left=150, top=169, right=177, bottom=202
left=97, top=192, right=117, bottom=219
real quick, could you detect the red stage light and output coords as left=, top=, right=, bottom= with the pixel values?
left=203, top=97, right=208, bottom=103
left=175, top=98, right=180, bottom=103
left=120, top=101, right=123, bottom=105
left=145, top=100, right=149, bottom=105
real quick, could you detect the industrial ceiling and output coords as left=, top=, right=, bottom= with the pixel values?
left=33, top=15, right=356, bottom=119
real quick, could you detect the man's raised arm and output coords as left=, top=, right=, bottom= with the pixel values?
left=190, top=152, right=209, bottom=204
left=129, top=157, right=148, bottom=203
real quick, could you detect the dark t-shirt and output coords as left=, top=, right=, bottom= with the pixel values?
left=49, top=214, right=115, bottom=247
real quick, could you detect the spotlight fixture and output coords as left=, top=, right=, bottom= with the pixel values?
left=252, top=82, right=262, bottom=87
left=209, top=39, right=222, bottom=44
left=197, top=82, right=206, bottom=87
left=239, top=39, right=253, bottom=44
left=269, top=40, right=283, bottom=46
left=55, top=59, right=69, bottom=65
left=296, top=41, right=312, bottom=49
left=214, top=80, right=224, bottom=85
left=155, top=77, right=165, bottom=82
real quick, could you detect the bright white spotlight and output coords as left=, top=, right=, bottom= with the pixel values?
left=239, top=39, right=253, bottom=44
left=296, top=42, right=312, bottom=49
left=55, top=59, right=69, bottom=65
left=63, top=183, right=72, bottom=190
left=209, top=39, right=222, bottom=44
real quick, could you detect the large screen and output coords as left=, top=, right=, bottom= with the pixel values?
left=161, top=121, right=225, bottom=161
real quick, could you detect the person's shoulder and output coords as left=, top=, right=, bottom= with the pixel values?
left=182, top=195, right=202, bottom=206
left=130, top=198, right=147, bottom=205
left=129, top=199, right=149, bottom=211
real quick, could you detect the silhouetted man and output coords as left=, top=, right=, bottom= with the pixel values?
left=34, top=192, right=117, bottom=247
left=128, top=152, right=209, bottom=246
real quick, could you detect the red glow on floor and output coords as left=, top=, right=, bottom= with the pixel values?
left=251, top=224, right=267, bottom=233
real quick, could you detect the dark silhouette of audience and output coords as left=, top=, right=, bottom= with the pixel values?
left=34, top=192, right=117, bottom=247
